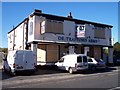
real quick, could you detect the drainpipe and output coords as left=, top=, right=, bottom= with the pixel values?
left=13, top=26, right=15, bottom=50
left=25, top=18, right=29, bottom=49
left=23, top=24, right=24, bottom=50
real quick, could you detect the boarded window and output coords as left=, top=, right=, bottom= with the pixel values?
left=46, top=19, right=63, bottom=34
left=57, top=21, right=63, bottom=34
left=94, top=28, right=105, bottom=39
left=47, top=45, right=58, bottom=62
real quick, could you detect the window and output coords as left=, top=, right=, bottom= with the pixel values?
left=41, top=21, right=45, bottom=34
left=94, top=27, right=105, bottom=39
left=83, top=56, right=87, bottom=62
left=29, top=22, right=33, bottom=35
left=96, top=59, right=103, bottom=63
left=77, top=56, right=82, bottom=62
left=59, top=58, right=64, bottom=62
left=46, top=19, right=63, bottom=34
left=88, top=59, right=93, bottom=62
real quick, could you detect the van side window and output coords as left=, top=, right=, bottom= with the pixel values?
left=59, top=58, right=64, bottom=62
left=77, top=56, right=82, bottom=62
left=83, top=56, right=87, bottom=62
left=88, top=59, right=93, bottom=62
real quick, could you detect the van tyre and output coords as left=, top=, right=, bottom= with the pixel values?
left=69, top=68, right=73, bottom=74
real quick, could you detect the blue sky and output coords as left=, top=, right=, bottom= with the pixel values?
left=1, top=2, right=118, bottom=48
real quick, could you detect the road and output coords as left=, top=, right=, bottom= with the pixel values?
left=2, top=66, right=119, bottom=89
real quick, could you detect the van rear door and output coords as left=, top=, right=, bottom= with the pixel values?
left=76, top=56, right=83, bottom=68
left=82, top=56, right=88, bottom=66
left=16, top=51, right=24, bottom=69
left=23, top=51, right=35, bottom=70
left=76, top=56, right=88, bottom=69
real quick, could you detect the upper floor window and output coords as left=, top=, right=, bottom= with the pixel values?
left=45, top=19, right=63, bottom=34
left=29, top=22, right=33, bottom=35
left=40, top=21, right=45, bottom=34
left=94, top=27, right=105, bottom=39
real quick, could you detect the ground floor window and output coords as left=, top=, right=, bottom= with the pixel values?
left=36, top=44, right=103, bottom=63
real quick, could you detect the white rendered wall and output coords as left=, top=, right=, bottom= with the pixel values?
left=28, top=16, right=35, bottom=43
left=8, top=23, right=24, bottom=51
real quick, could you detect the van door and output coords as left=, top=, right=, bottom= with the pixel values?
left=57, top=58, right=64, bottom=70
left=76, top=56, right=83, bottom=68
left=16, top=51, right=24, bottom=69
left=23, top=51, right=34, bottom=70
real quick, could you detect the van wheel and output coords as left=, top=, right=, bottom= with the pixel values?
left=69, top=68, right=73, bottom=74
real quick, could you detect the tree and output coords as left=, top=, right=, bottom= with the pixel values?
left=114, top=42, right=120, bottom=52
left=113, top=42, right=120, bottom=59
left=0, top=48, right=8, bottom=53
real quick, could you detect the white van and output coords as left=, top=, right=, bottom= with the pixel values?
left=3, top=50, right=36, bottom=75
left=55, top=54, right=88, bottom=74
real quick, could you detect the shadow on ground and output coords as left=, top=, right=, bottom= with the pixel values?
left=2, top=65, right=66, bottom=80
left=74, top=66, right=117, bottom=74
left=2, top=70, right=13, bottom=80
left=2, top=65, right=118, bottom=80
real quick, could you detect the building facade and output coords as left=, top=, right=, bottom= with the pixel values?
left=8, top=9, right=113, bottom=65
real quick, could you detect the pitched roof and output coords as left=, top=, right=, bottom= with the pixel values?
left=33, top=12, right=113, bottom=28
left=8, top=10, right=113, bottom=34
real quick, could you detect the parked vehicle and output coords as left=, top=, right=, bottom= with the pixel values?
left=55, top=54, right=88, bottom=74
left=3, top=50, right=36, bottom=75
left=113, top=58, right=120, bottom=66
left=88, top=57, right=106, bottom=71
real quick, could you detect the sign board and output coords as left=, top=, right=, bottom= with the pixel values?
left=58, top=36, right=99, bottom=44
left=76, top=25, right=85, bottom=37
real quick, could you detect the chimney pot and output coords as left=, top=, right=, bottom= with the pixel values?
left=34, top=9, right=42, bottom=13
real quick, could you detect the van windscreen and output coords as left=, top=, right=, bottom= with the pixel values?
left=77, top=56, right=82, bottom=62
left=83, top=56, right=87, bottom=62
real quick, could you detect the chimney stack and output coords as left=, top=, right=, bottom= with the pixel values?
left=67, top=12, right=73, bottom=19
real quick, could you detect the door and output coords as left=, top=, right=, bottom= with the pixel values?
left=16, top=51, right=24, bottom=69
left=24, top=51, right=34, bottom=70
left=47, top=44, right=58, bottom=63
left=37, top=45, right=46, bottom=65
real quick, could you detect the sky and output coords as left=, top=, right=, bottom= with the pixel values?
left=1, top=2, right=119, bottom=48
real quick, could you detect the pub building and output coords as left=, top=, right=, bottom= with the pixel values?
left=8, top=9, right=113, bottom=66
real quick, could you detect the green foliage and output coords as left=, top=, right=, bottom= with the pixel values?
left=113, top=42, right=120, bottom=59
left=114, top=42, right=120, bottom=52
left=103, top=49, right=108, bottom=55
left=0, top=48, right=8, bottom=53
